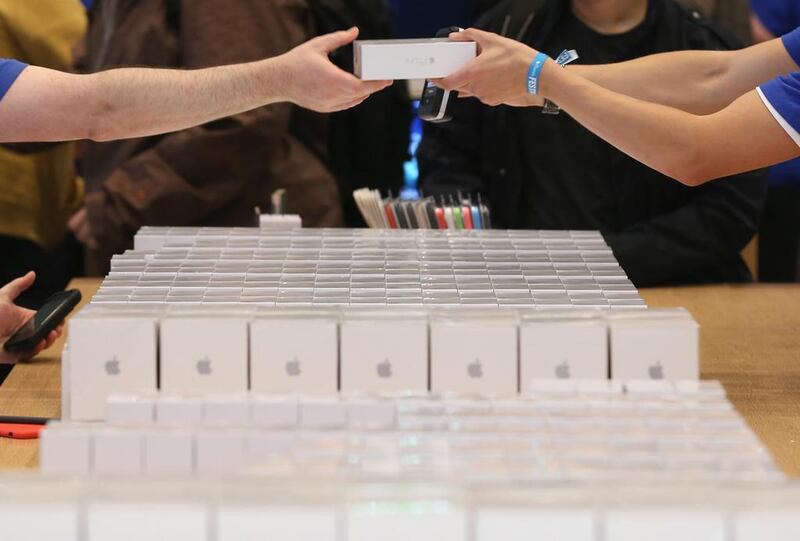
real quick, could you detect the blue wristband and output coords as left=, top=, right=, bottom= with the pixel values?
left=527, top=52, right=550, bottom=95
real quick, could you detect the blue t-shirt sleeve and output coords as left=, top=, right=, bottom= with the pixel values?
left=783, top=27, right=800, bottom=68
left=0, top=59, right=28, bottom=101
left=759, top=72, right=800, bottom=147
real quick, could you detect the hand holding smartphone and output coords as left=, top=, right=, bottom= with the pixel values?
left=1, top=273, right=81, bottom=363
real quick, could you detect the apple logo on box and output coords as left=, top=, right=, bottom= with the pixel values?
left=377, top=359, right=393, bottom=379
left=649, top=361, right=665, bottom=380
left=104, top=355, right=121, bottom=376
left=555, top=361, right=571, bottom=380
left=286, top=357, right=302, bottom=377
left=467, top=359, right=483, bottom=379
left=196, top=356, right=213, bottom=376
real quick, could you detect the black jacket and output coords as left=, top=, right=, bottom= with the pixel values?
left=419, top=0, right=767, bottom=287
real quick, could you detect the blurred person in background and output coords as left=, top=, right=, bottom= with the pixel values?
left=0, top=0, right=87, bottom=308
left=71, top=0, right=345, bottom=274
left=750, top=0, right=800, bottom=282
left=420, top=0, right=767, bottom=288
left=677, top=0, right=753, bottom=44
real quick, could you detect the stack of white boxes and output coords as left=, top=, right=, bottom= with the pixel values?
left=63, top=305, right=699, bottom=421
left=26, top=226, right=795, bottom=536
left=62, top=227, right=699, bottom=421
left=3, top=477, right=800, bottom=541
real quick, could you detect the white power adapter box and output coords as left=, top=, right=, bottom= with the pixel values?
left=354, top=38, right=477, bottom=81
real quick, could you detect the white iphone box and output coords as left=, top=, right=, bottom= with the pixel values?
left=160, top=315, right=249, bottom=394
left=430, top=313, right=518, bottom=395
left=340, top=313, right=428, bottom=393
left=520, top=313, right=608, bottom=384
left=354, top=38, right=477, bottom=80
left=609, top=310, right=699, bottom=380
left=250, top=314, right=338, bottom=395
left=67, top=313, right=158, bottom=421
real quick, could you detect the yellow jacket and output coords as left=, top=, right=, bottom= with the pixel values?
left=0, top=0, right=86, bottom=248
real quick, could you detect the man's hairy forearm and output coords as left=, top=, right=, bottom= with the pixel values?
left=0, top=28, right=390, bottom=144
left=84, top=61, right=282, bottom=141
left=569, top=39, right=796, bottom=115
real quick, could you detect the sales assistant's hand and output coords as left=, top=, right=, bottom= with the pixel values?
left=436, top=28, right=549, bottom=107
left=275, top=27, right=393, bottom=113
left=0, top=272, right=63, bottom=364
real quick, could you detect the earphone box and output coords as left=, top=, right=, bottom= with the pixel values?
left=354, top=38, right=477, bottom=81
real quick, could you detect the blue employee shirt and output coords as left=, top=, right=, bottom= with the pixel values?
left=758, top=28, right=800, bottom=149
left=751, top=0, right=800, bottom=37
left=0, top=58, right=27, bottom=102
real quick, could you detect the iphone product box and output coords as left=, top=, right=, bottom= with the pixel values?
left=160, top=313, right=249, bottom=395
left=66, top=310, right=158, bottom=421
left=609, top=309, right=699, bottom=380
left=354, top=38, right=476, bottom=81
left=520, top=312, right=609, bottom=384
left=430, top=312, right=518, bottom=395
left=340, top=312, right=429, bottom=393
left=250, top=312, right=338, bottom=395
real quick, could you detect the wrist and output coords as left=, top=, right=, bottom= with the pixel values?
left=537, top=60, right=562, bottom=101
left=259, top=56, right=290, bottom=105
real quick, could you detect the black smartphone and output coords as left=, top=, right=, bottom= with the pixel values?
left=418, top=26, right=463, bottom=124
left=3, top=290, right=81, bottom=353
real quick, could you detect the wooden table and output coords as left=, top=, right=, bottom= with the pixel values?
left=2, top=280, right=799, bottom=476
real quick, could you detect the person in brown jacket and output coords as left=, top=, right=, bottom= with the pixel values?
left=70, top=0, right=346, bottom=273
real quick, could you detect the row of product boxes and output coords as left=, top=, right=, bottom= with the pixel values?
left=64, top=306, right=698, bottom=421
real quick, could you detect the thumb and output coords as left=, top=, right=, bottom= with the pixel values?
left=311, top=27, right=360, bottom=54
left=0, top=271, right=36, bottom=301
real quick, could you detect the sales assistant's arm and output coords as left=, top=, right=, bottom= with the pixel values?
left=438, top=28, right=800, bottom=186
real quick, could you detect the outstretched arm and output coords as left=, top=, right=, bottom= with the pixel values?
left=569, top=38, right=796, bottom=115
left=439, top=29, right=800, bottom=185
left=0, top=28, right=390, bottom=143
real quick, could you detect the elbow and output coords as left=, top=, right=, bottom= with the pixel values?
left=671, top=168, right=710, bottom=187
left=85, top=108, right=118, bottom=142
left=661, top=148, right=715, bottom=187
left=84, top=83, right=119, bottom=142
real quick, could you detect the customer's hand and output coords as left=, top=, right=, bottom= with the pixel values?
left=68, top=207, right=97, bottom=249
left=275, top=27, right=393, bottom=113
left=0, top=272, right=63, bottom=364
left=436, top=28, right=548, bottom=107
